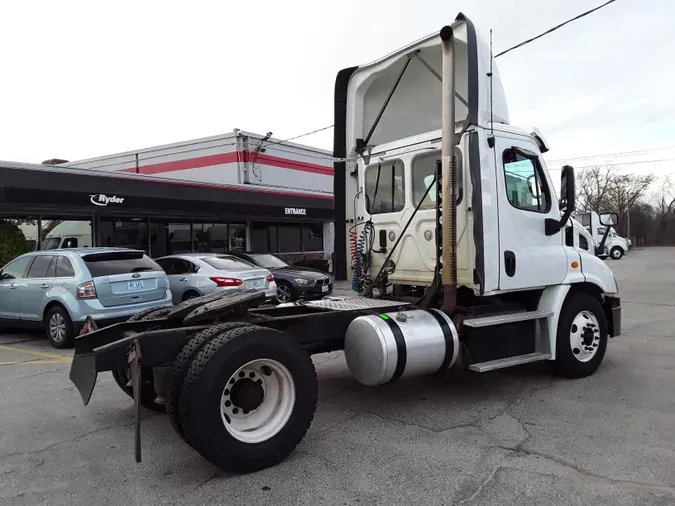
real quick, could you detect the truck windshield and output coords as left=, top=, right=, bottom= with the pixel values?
left=41, top=237, right=61, bottom=250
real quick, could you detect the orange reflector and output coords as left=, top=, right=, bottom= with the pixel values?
left=571, top=261, right=579, bottom=268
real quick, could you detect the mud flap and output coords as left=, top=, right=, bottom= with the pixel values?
left=69, top=353, right=98, bottom=405
left=127, top=339, right=143, bottom=463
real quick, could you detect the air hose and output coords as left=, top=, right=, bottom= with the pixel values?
left=350, top=221, right=375, bottom=293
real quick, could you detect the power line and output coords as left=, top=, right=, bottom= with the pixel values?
left=495, top=0, right=618, bottom=58
left=259, top=124, right=334, bottom=149
left=545, top=143, right=675, bottom=163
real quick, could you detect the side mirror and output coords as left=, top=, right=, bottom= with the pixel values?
left=424, top=175, right=437, bottom=203
left=545, top=165, right=575, bottom=236
left=560, top=165, right=575, bottom=212
left=599, top=212, right=618, bottom=227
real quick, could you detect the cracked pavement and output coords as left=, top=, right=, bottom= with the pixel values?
left=1, top=248, right=675, bottom=505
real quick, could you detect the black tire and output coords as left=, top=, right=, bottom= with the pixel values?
left=166, top=321, right=251, bottom=445
left=44, top=305, right=75, bottom=349
left=610, top=247, right=624, bottom=260
left=127, top=305, right=172, bottom=322
left=182, top=290, right=200, bottom=302
left=553, top=293, right=608, bottom=379
left=178, top=324, right=318, bottom=473
left=111, top=306, right=173, bottom=412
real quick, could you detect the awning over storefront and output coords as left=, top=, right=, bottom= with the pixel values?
left=0, top=161, right=333, bottom=220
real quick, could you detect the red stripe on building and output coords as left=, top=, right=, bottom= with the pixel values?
left=118, top=151, right=333, bottom=176
left=109, top=171, right=334, bottom=200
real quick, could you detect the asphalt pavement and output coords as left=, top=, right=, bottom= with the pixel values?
left=1, top=248, right=674, bottom=505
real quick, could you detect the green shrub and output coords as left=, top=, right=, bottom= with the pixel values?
left=0, top=222, right=30, bottom=267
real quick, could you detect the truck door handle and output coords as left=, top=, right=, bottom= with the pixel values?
left=40, top=283, right=50, bottom=289
left=180, top=278, right=188, bottom=282
left=504, top=251, right=516, bottom=277
left=8, top=284, right=17, bottom=290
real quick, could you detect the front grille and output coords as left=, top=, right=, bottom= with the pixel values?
left=315, top=278, right=331, bottom=286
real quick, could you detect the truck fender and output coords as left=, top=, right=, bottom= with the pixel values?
left=537, top=284, right=571, bottom=361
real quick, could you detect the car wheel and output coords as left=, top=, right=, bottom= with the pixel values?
left=276, top=283, right=294, bottom=304
left=610, top=247, right=624, bottom=260
left=44, top=305, right=75, bottom=349
left=182, top=291, right=200, bottom=302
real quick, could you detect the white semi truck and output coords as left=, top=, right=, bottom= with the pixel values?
left=577, top=211, right=629, bottom=260
left=70, top=13, right=622, bottom=474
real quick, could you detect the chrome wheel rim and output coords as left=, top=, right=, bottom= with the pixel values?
left=276, top=285, right=292, bottom=303
left=49, top=313, right=66, bottom=343
left=570, top=311, right=601, bottom=362
left=220, top=358, right=295, bottom=444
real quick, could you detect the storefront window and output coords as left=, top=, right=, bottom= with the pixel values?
left=229, top=223, right=246, bottom=252
left=0, top=217, right=38, bottom=266
left=302, top=223, right=323, bottom=251
left=98, top=218, right=149, bottom=255
left=149, top=222, right=192, bottom=257
left=251, top=222, right=278, bottom=253
left=41, top=218, right=93, bottom=250
left=194, top=222, right=228, bottom=253
left=278, top=223, right=302, bottom=253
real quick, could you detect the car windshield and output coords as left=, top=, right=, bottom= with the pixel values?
left=202, top=256, right=256, bottom=271
left=250, top=254, right=290, bottom=269
left=41, top=237, right=61, bottom=250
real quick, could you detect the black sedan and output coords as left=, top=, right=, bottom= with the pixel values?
left=228, top=252, right=333, bottom=303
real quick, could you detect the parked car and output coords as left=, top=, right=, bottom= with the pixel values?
left=227, top=252, right=332, bottom=303
left=154, top=253, right=276, bottom=304
left=0, top=248, right=172, bottom=348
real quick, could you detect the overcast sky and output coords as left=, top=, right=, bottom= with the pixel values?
left=1, top=0, right=674, bottom=181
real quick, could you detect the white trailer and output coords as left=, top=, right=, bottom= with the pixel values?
left=70, top=13, right=622, bottom=474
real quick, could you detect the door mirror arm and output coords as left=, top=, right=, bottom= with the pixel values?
left=545, top=165, right=576, bottom=236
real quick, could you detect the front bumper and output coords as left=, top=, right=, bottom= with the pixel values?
left=295, top=282, right=333, bottom=298
left=603, top=295, right=621, bottom=337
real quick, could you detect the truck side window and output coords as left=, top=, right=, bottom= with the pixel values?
left=412, top=149, right=463, bottom=209
left=579, top=235, right=589, bottom=251
left=365, top=160, right=405, bottom=214
left=502, top=149, right=551, bottom=213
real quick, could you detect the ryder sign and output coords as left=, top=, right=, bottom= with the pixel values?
left=90, top=194, right=125, bottom=207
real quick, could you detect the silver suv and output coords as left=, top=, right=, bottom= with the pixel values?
left=0, top=248, right=172, bottom=348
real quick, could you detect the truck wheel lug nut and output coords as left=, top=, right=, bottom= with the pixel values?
left=233, top=408, right=239, bottom=414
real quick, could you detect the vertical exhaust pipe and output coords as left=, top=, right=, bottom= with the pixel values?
left=440, top=25, right=457, bottom=314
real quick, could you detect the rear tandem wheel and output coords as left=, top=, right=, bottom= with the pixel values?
left=175, top=324, right=318, bottom=473
left=110, top=306, right=172, bottom=412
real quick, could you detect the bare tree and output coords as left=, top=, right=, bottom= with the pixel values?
left=652, top=176, right=675, bottom=244
left=575, top=165, right=655, bottom=235
left=576, top=165, right=616, bottom=212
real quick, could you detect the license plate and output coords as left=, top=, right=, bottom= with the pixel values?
left=248, top=279, right=264, bottom=289
left=321, top=285, right=329, bottom=293
left=127, top=280, right=145, bottom=291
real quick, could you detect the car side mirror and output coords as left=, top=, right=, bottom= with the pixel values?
left=545, top=165, right=575, bottom=236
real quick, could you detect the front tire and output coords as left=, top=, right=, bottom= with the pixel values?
left=111, top=306, right=172, bottom=412
left=45, top=305, right=75, bottom=349
left=554, top=293, right=608, bottom=378
left=178, top=324, right=318, bottom=473
left=276, top=282, right=295, bottom=304
left=610, top=247, right=624, bottom=260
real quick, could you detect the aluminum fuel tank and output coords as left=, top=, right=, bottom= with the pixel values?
left=344, top=308, right=459, bottom=386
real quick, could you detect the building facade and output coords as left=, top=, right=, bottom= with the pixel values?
left=1, top=130, right=336, bottom=271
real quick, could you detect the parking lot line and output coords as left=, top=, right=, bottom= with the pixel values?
left=0, top=359, right=70, bottom=366
left=0, top=344, right=72, bottom=362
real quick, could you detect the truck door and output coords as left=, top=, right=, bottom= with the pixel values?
left=494, top=135, right=568, bottom=290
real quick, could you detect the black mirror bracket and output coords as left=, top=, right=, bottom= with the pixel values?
left=545, top=165, right=575, bottom=236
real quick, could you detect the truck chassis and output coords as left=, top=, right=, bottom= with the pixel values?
left=70, top=284, right=620, bottom=473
